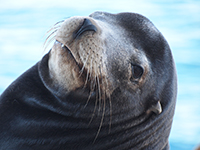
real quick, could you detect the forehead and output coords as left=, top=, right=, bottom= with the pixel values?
left=90, top=11, right=171, bottom=69
left=89, top=12, right=151, bottom=52
left=90, top=12, right=161, bottom=51
left=90, top=12, right=154, bottom=32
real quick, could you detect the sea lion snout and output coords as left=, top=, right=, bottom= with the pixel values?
left=47, top=16, right=112, bottom=98
left=55, top=17, right=100, bottom=46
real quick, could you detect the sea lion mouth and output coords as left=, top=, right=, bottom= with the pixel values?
left=56, top=41, right=72, bottom=56
left=53, top=39, right=102, bottom=95
left=55, top=40, right=82, bottom=70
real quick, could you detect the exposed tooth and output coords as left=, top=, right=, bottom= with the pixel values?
left=61, top=44, right=64, bottom=48
left=55, top=40, right=59, bottom=44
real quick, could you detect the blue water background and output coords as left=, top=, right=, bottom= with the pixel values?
left=0, top=0, right=200, bottom=149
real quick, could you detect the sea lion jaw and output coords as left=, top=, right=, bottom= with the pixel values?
left=48, top=40, right=84, bottom=92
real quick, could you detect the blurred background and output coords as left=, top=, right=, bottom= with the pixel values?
left=0, top=0, right=199, bottom=149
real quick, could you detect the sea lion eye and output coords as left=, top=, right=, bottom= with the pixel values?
left=131, top=64, right=144, bottom=80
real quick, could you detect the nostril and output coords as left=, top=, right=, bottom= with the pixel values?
left=73, top=18, right=97, bottom=39
left=82, top=18, right=95, bottom=28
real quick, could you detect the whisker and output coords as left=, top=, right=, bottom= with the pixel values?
left=93, top=86, right=105, bottom=143
left=92, top=63, right=101, bottom=114
left=44, top=35, right=56, bottom=52
left=42, top=20, right=65, bottom=52
left=93, top=62, right=108, bottom=142
left=102, top=63, right=112, bottom=133
left=90, top=73, right=96, bottom=97
left=88, top=88, right=98, bottom=125
left=43, top=20, right=64, bottom=40
left=84, top=76, right=95, bottom=108
left=79, top=51, right=90, bottom=78
left=89, top=58, right=93, bottom=81
left=87, top=75, right=97, bottom=124
left=43, top=26, right=60, bottom=39
left=98, top=64, right=103, bottom=113
left=43, top=30, right=57, bottom=47
left=84, top=59, right=95, bottom=108
left=53, top=20, right=65, bottom=27
left=83, top=69, right=89, bottom=89
left=97, top=67, right=102, bottom=114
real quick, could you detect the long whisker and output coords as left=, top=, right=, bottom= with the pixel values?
left=88, top=75, right=97, bottom=124
left=90, top=72, right=96, bottom=99
left=83, top=69, right=89, bottom=89
left=101, top=61, right=112, bottom=133
left=97, top=66, right=103, bottom=112
left=88, top=88, right=98, bottom=125
left=84, top=58, right=95, bottom=108
left=105, top=77, right=112, bottom=133
left=84, top=56, right=93, bottom=89
left=93, top=61, right=108, bottom=143
left=43, top=26, right=60, bottom=39
left=43, top=20, right=64, bottom=41
left=42, top=20, right=65, bottom=52
left=44, top=30, right=57, bottom=47
left=93, top=63, right=101, bottom=115
left=44, top=35, right=56, bottom=52
left=93, top=85, right=105, bottom=143
left=97, top=66, right=102, bottom=114
left=89, top=58, right=94, bottom=82
left=79, top=51, right=90, bottom=78
left=84, top=76, right=95, bottom=108
left=53, top=20, right=65, bottom=27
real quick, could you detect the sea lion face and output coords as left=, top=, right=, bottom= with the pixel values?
left=44, top=11, right=174, bottom=116
left=48, top=15, right=146, bottom=112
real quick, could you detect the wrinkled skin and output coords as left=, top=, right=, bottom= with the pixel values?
left=0, top=12, right=177, bottom=150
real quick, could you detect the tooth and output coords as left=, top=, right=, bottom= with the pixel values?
left=61, top=44, right=64, bottom=48
left=146, top=101, right=162, bottom=115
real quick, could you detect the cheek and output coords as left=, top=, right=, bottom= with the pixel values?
left=48, top=45, right=84, bottom=91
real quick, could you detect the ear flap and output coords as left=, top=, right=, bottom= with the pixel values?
left=146, top=101, right=162, bottom=115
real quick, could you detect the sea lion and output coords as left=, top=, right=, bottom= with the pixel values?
left=0, top=11, right=177, bottom=150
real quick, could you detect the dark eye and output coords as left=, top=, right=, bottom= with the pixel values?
left=131, top=64, right=144, bottom=80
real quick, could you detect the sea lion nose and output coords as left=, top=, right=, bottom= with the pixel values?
left=73, top=18, right=97, bottom=39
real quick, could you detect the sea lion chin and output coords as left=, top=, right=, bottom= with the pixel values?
left=0, top=11, right=177, bottom=150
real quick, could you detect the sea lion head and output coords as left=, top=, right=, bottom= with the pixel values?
left=39, top=11, right=177, bottom=148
